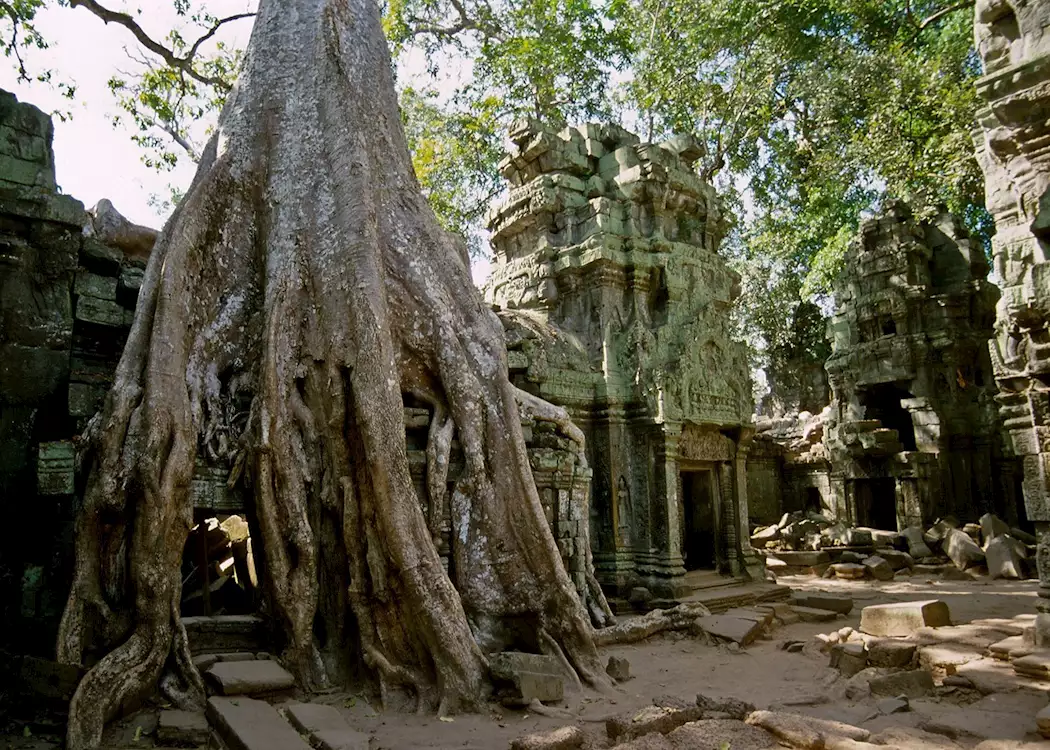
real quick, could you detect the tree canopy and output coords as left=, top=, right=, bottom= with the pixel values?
left=2, top=0, right=985, bottom=388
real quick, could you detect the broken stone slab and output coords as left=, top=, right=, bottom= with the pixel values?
left=945, top=528, right=986, bottom=570
left=875, top=549, right=914, bottom=571
left=490, top=652, right=564, bottom=705
left=918, top=644, right=983, bottom=673
left=205, top=660, right=296, bottom=696
left=791, top=605, right=838, bottom=623
left=868, top=669, right=933, bottom=698
left=979, top=513, right=1010, bottom=545
left=157, top=710, right=210, bottom=747
left=876, top=696, right=910, bottom=715
left=1012, top=651, right=1050, bottom=680
left=986, top=535, right=1026, bottom=579
left=862, top=555, right=895, bottom=581
left=606, top=656, right=631, bottom=682
left=750, top=525, right=780, bottom=547
left=207, top=697, right=313, bottom=750
left=283, top=702, right=369, bottom=750
left=510, top=726, right=586, bottom=750
left=790, top=592, right=853, bottom=615
left=694, top=615, right=765, bottom=646
left=745, top=710, right=869, bottom=748
left=866, top=639, right=917, bottom=668
left=1011, top=527, right=1038, bottom=545
left=988, top=635, right=1034, bottom=661
left=831, top=562, right=867, bottom=580
left=694, top=692, right=755, bottom=720
left=859, top=600, right=951, bottom=636
left=606, top=704, right=704, bottom=742
left=722, top=607, right=774, bottom=627
left=902, top=527, right=934, bottom=559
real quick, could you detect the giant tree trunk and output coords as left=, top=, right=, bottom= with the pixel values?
left=55, top=1, right=609, bottom=747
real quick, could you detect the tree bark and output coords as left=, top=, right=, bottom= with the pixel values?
left=56, top=1, right=609, bottom=747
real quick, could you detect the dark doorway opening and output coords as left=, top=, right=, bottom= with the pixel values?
left=805, top=487, right=822, bottom=514
left=682, top=470, right=717, bottom=570
left=859, top=382, right=917, bottom=451
left=854, top=478, right=897, bottom=531
left=180, top=512, right=260, bottom=617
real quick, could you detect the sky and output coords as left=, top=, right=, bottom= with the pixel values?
left=0, top=1, right=495, bottom=283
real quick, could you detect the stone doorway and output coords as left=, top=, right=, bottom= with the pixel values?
left=681, top=468, right=719, bottom=571
left=853, top=477, right=897, bottom=530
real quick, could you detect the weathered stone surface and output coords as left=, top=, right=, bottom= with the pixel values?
left=694, top=692, right=755, bottom=720
left=979, top=513, right=1010, bottom=545
left=877, top=696, right=909, bottom=715
left=790, top=592, right=853, bottom=615
left=791, top=605, right=838, bottom=623
left=510, top=726, right=587, bottom=750
left=745, top=710, right=869, bottom=749
left=832, top=562, right=867, bottom=580
left=776, top=551, right=831, bottom=567
left=945, top=528, right=986, bottom=570
left=1037, top=704, right=1050, bottom=739
left=207, top=697, right=312, bottom=750
left=205, top=660, right=295, bottom=695
left=1012, top=651, right=1050, bottom=680
left=866, top=639, right=917, bottom=668
left=830, top=642, right=867, bottom=677
left=157, top=710, right=210, bottom=746
left=283, top=703, right=369, bottom=750
left=667, top=720, right=780, bottom=750
left=986, top=535, right=1026, bottom=579
left=860, top=600, right=951, bottom=636
left=870, top=727, right=961, bottom=749
left=868, top=669, right=933, bottom=698
left=875, top=549, right=914, bottom=571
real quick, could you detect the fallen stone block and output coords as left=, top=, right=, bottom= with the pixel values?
left=745, top=710, right=869, bottom=749
left=694, top=615, right=765, bottom=646
left=918, top=644, right=982, bottom=673
left=791, top=605, right=838, bottom=623
left=510, top=726, right=586, bottom=750
left=750, top=525, right=780, bottom=547
left=694, top=692, right=755, bottom=720
left=831, top=563, right=867, bottom=580
left=945, top=528, right=985, bottom=570
left=490, top=652, right=565, bottom=705
left=862, top=555, right=895, bottom=581
left=902, top=527, right=934, bottom=559
left=606, top=705, right=704, bottom=742
left=207, top=697, right=312, bottom=750
left=829, top=642, right=867, bottom=677
left=1010, top=527, right=1038, bottom=545
left=606, top=656, right=631, bottom=682
left=868, top=669, right=933, bottom=698
left=859, top=600, right=951, bottom=636
left=157, top=710, right=210, bottom=747
left=666, top=719, right=780, bottom=750
left=866, top=639, right=917, bottom=668
left=874, top=549, right=914, bottom=571
left=790, top=592, right=853, bottom=615
left=205, top=660, right=295, bottom=696
left=985, top=535, right=1025, bottom=579
left=775, top=550, right=831, bottom=567
left=979, top=513, right=1010, bottom=545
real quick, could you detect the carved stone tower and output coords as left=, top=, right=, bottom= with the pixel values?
left=485, top=120, right=759, bottom=600
left=974, top=0, right=1050, bottom=620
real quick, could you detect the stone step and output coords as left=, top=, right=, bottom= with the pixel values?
left=205, top=660, right=296, bottom=696
left=284, top=702, right=370, bottom=750
left=988, top=635, right=1034, bottom=661
left=207, top=697, right=312, bottom=750
left=1012, top=651, right=1050, bottom=680
left=183, top=615, right=268, bottom=655
left=157, top=710, right=210, bottom=746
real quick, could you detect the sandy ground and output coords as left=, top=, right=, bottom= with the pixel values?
left=5, top=575, right=1047, bottom=750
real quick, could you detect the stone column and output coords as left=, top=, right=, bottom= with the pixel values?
left=733, top=431, right=765, bottom=580
left=638, top=424, right=688, bottom=599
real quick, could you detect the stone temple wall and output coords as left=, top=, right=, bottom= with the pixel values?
left=973, top=0, right=1050, bottom=614
left=823, top=200, right=1009, bottom=530
left=486, top=120, right=761, bottom=602
left=0, top=90, right=153, bottom=656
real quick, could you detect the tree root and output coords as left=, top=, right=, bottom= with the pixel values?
left=594, top=603, right=712, bottom=647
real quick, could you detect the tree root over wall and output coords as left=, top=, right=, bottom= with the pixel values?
left=55, top=1, right=611, bottom=747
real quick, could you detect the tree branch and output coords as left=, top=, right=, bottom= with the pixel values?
left=919, top=0, right=974, bottom=31
left=69, top=0, right=253, bottom=90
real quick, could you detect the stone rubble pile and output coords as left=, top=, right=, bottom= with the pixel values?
left=752, top=511, right=1037, bottom=581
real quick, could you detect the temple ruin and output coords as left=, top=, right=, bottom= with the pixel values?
left=485, top=120, right=760, bottom=602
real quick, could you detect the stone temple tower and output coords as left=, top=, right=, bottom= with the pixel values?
left=484, top=120, right=760, bottom=601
